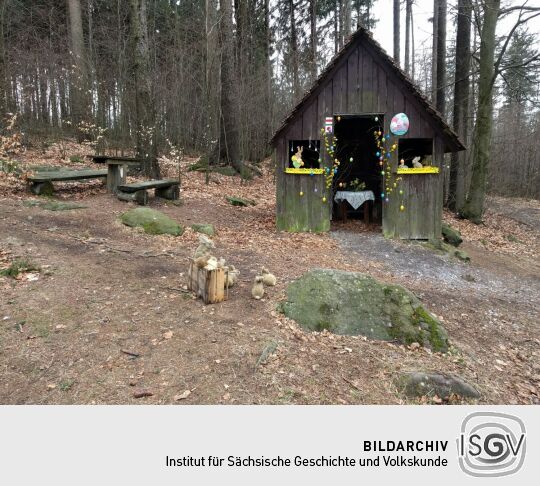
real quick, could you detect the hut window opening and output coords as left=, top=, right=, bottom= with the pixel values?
left=288, top=140, right=321, bottom=169
left=398, top=138, right=433, bottom=168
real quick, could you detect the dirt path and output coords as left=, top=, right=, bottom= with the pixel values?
left=1, top=169, right=539, bottom=405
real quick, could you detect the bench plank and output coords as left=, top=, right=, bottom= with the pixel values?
left=117, top=179, right=179, bottom=193
left=92, top=155, right=139, bottom=164
left=28, top=169, right=108, bottom=183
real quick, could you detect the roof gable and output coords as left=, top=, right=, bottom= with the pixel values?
left=270, top=27, right=465, bottom=152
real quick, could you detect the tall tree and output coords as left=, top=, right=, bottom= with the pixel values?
left=0, top=0, right=7, bottom=116
left=461, top=0, right=500, bottom=222
left=393, top=0, right=400, bottom=65
left=309, top=0, right=317, bottom=82
left=288, top=0, right=300, bottom=98
left=343, top=0, right=352, bottom=41
left=435, top=0, right=446, bottom=115
left=431, top=0, right=438, bottom=102
left=67, top=0, right=90, bottom=125
left=404, top=0, right=412, bottom=74
left=449, top=0, right=472, bottom=212
left=218, top=0, right=243, bottom=173
left=129, top=0, right=159, bottom=178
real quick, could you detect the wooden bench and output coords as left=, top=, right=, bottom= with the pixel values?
left=92, top=155, right=139, bottom=164
left=116, top=179, right=180, bottom=205
left=28, top=169, right=108, bottom=195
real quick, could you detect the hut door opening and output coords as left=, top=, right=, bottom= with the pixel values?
left=333, top=115, right=384, bottom=226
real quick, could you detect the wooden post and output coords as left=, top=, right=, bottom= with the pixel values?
left=107, top=164, right=126, bottom=193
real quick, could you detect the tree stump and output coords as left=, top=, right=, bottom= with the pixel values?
left=188, top=259, right=227, bottom=304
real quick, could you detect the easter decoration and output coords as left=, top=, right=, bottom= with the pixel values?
left=374, top=114, right=405, bottom=209
left=291, top=146, right=304, bottom=169
left=321, top=127, right=340, bottom=191
left=390, top=112, right=410, bottom=136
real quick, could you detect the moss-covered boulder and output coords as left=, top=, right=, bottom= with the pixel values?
left=280, top=269, right=449, bottom=352
left=454, top=249, right=470, bottom=262
left=395, top=372, right=480, bottom=399
left=120, top=208, right=183, bottom=236
left=191, top=223, right=215, bottom=236
left=24, top=200, right=86, bottom=211
left=442, top=223, right=463, bottom=247
left=226, top=196, right=256, bottom=207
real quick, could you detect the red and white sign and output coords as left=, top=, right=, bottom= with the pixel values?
left=324, top=116, right=333, bottom=133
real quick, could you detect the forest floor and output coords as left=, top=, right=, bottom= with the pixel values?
left=0, top=144, right=539, bottom=405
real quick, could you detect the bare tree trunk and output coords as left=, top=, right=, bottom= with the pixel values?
left=461, top=0, right=500, bottom=223
left=449, top=0, right=471, bottom=212
left=431, top=0, right=438, bottom=102
left=289, top=0, right=300, bottom=99
left=205, top=0, right=219, bottom=167
left=218, top=0, right=243, bottom=174
left=404, top=0, right=412, bottom=74
left=264, top=0, right=272, bottom=141
left=67, top=0, right=90, bottom=126
left=334, top=0, right=339, bottom=54
left=435, top=0, right=447, bottom=116
left=309, top=0, right=317, bottom=82
left=342, top=0, right=351, bottom=40
left=411, top=3, right=415, bottom=79
left=393, top=0, right=400, bottom=65
left=129, top=0, right=159, bottom=178
left=0, top=0, right=7, bottom=115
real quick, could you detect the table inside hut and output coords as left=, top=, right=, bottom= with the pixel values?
left=92, top=156, right=142, bottom=193
left=334, top=190, right=375, bottom=223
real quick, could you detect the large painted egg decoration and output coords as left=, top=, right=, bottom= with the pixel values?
left=390, top=112, right=410, bottom=136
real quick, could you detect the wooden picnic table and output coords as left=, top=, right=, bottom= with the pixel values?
left=94, top=157, right=142, bottom=193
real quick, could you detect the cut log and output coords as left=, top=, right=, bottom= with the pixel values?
left=187, top=259, right=226, bottom=304
left=116, top=189, right=148, bottom=205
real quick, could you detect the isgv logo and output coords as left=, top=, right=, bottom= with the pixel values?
left=457, top=412, right=526, bottom=477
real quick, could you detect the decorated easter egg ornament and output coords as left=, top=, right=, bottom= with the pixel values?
left=390, top=112, right=410, bottom=136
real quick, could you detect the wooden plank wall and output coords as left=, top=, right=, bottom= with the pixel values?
left=276, top=37, right=446, bottom=238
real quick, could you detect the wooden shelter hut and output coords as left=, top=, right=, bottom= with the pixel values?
left=270, top=27, right=465, bottom=239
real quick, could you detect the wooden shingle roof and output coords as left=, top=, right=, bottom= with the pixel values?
left=270, top=27, right=465, bottom=152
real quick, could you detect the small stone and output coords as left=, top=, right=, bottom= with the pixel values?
left=396, top=372, right=480, bottom=399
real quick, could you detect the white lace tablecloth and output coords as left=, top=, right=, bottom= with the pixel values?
left=334, top=190, right=375, bottom=210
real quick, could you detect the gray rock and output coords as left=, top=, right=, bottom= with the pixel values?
left=120, top=208, right=184, bottom=236
left=280, top=269, right=449, bottom=352
left=442, top=223, right=463, bottom=247
left=396, top=372, right=481, bottom=399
